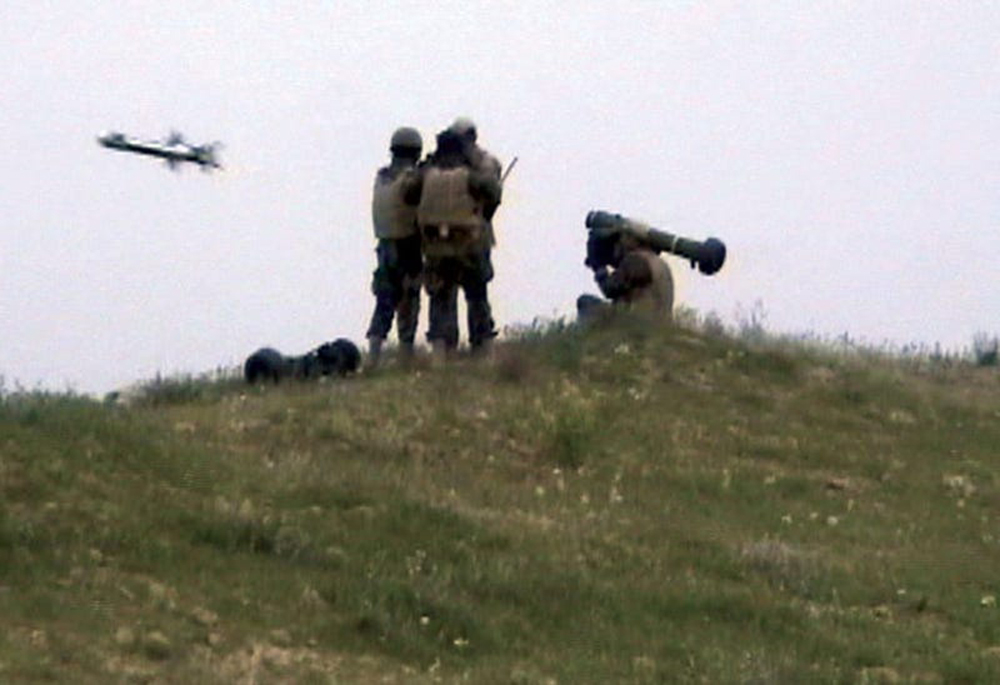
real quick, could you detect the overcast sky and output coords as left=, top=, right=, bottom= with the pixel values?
left=2, top=1, right=998, bottom=395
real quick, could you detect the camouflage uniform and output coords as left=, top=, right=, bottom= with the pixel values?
left=366, top=232, right=422, bottom=344
left=411, top=123, right=502, bottom=352
left=366, top=128, right=423, bottom=359
left=578, top=236, right=674, bottom=320
left=595, top=247, right=674, bottom=314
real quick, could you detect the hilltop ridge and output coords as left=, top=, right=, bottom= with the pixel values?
left=2, top=316, right=1000, bottom=682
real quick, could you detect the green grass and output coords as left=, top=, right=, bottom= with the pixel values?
left=2, top=317, right=1000, bottom=682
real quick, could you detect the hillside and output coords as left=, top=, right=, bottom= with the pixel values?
left=2, top=316, right=1000, bottom=683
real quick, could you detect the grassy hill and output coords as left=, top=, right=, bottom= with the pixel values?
left=2, top=316, right=1000, bottom=683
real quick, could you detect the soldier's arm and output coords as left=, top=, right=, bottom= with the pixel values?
left=485, top=153, right=503, bottom=203
left=471, top=151, right=503, bottom=218
left=468, top=170, right=502, bottom=208
left=482, top=153, right=502, bottom=179
left=401, top=167, right=424, bottom=206
left=596, top=252, right=652, bottom=300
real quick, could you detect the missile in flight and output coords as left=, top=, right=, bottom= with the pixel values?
left=97, top=130, right=221, bottom=171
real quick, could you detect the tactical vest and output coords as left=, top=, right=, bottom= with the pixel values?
left=417, top=166, right=486, bottom=258
left=624, top=250, right=675, bottom=315
left=416, top=167, right=481, bottom=228
left=371, top=170, right=418, bottom=239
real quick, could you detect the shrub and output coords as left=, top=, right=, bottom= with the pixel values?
left=972, top=332, right=998, bottom=367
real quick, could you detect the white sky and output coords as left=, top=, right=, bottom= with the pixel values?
left=2, top=1, right=998, bottom=395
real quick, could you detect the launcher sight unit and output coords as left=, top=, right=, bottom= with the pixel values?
left=584, top=210, right=727, bottom=276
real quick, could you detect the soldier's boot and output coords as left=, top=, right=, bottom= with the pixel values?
left=430, top=340, right=448, bottom=367
left=397, top=340, right=415, bottom=367
left=466, top=289, right=496, bottom=362
left=471, top=338, right=495, bottom=363
left=366, top=336, right=383, bottom=370
left=396, top=286, right=421, bottom=345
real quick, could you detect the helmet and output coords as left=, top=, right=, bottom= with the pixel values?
left=389, top=127, right=422, bottom=153
left=450, top=116, right=477, bottom=141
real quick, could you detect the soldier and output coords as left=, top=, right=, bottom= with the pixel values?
left=365, top=126, right=424, bottom=367
left=578, top=223, right=674, bottom=320
left=449, top=119, right=502, bottom=192
left=408, top=122, right=502, bottom=359
left=577, top=210, right=726, bottom=322
left=450, top=116, right=503, bottom=248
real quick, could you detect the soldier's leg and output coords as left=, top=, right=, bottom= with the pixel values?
left=576, top=293, right=611, bottom=323
left=425, top=258, right=460, bottom=351
left=464, top=283, right=495, bottom=350
left=365, top=290, right=397, bottom=343
left=365, top=241, right=401, bottom=366
left=462, top=250, right=496, bottom=349
left=396, top=284, right=420, bottom=356
left=427, top=286, right=458, bottom=364
left=429, top=285, right=459, bottom=350
left=394, top=235, right=423, bottom=351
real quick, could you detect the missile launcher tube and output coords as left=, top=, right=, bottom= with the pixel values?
left=585, top=210, right=726, bottom=276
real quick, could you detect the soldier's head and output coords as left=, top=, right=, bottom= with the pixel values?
left=585, top=227, right=648, bottom=271
left=585, top=230, right=619, bottom=270
left=389, top=127, right=422, bottom=161
left=432, top=127, right=467, bottom=167
left=450, top=116, right=477, bottom=144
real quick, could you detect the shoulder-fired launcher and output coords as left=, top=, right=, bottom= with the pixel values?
left=585, top=210, right=727, bottom=276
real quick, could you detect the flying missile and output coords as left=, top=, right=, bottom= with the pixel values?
left=97, top=130, right=221, bottom=171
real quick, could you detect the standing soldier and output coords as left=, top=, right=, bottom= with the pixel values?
left=450, top=116, right=504, bottom=249
left=410, top=121, right=502, bottom=359
left=365, top=127, right=424, bottom=367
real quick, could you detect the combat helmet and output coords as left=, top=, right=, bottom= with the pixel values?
left=390, top=127, right=422, bottom=155
left=449, top=116, right=477, bottom=142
